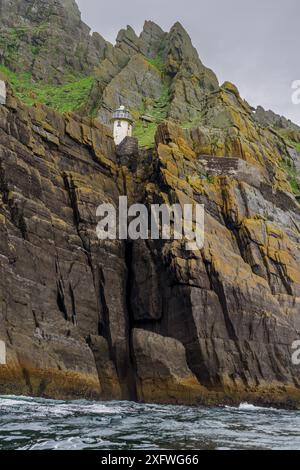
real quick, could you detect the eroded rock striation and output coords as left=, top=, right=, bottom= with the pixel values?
left=0, top=85, right=300, bottom=407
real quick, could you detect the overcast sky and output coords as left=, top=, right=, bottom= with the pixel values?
left=77, top=0, right=300, bottom=125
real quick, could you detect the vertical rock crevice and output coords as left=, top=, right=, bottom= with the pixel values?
left=124, top=241, right=138, bottom=401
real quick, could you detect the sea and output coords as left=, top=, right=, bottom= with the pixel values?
left=0, top=395, right=299, bottom=450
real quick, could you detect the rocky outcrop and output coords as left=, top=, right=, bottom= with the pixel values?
left=0, top=0, right=108, bottom=83
left=198, top=155, right=265, bottom=188
left=254, top=105, right=300, bottom=132
left=133, top=329, right=206, bottom=405
left=161, top=22, right=219, bottom=122
left=253, top=106, right=300, bottom=146
left=187, top=81, right=298, bottom=195
left=95, top=54, right=163, bottom=125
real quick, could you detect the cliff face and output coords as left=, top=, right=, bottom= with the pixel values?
left=1, top=0, right=300, bottom=408
left=1, top=86, right=300, bottom=407
left=0, top=87, right=133, bottom=399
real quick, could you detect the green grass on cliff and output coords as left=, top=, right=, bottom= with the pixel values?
left=293, top=142, right=300, bottom=152
left=0, top=64, right=94, bottom=113
left=280, top=160, right=300, bottom=196
left=284, top=139, right=300, bottom=153
left=0, top=24, right=49, bottom=64
left=133, top=82, right=171, bottom=148
left=133, top=122, right=158, bottom=148
left=145, top=55, right=165, bottom=74
left=133, top=55, right=170, bottom=147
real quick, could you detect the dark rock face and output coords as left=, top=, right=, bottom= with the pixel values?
left=0, top=88, right=132, bottom=399
left=1, top=87, right=300, bottom=408
left=132, top=329, right=206, bottom=405
left=116, top=137, right=139, bottom=170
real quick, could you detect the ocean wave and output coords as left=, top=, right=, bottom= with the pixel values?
left=0, top=396, right=122, bottom=418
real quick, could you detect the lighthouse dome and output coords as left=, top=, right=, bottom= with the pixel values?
left=112, top=106, right=133, bottom=123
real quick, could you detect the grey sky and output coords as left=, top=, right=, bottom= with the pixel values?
left=77, top=0, right=300, bottom=125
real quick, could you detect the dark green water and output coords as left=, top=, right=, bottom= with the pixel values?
left=0, top=395, right=299, bottom=450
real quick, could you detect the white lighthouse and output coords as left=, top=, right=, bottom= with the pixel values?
left=0, top=80, right=6, bottom=105
left=111, top=105, right=133, bottom=145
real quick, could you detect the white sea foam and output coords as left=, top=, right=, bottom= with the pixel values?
left=239, top=403, right=265, bottom=411
left=0, top=396, right=122, bottom=416
left=0, top=395, right=35, bottom=401
left=0, top=398, right=30, bottom=408
left=224, top=402, right=280, bottom=412
left=56, top=403, right=122, bottom=415
left=0, top=399, right=119, bottom=422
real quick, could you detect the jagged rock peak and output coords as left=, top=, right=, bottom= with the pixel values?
left=168, top=21, right=196, bottom=43
left=170, top=21, right=189, bottom=33
left=116, top=22, right=167, bottom=59
left=141, top=20, right=165, bottom=37
left=162, top=20, right=203, bottom=67
left=116, top=25, right=140, bottom=55
left=254, top=105, right=300, bottom=131
left=139, top=20, right=166, bottom=58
